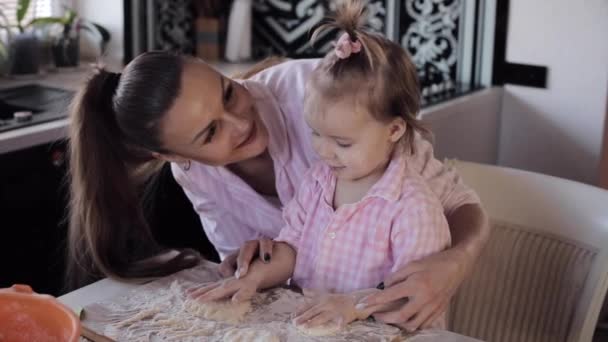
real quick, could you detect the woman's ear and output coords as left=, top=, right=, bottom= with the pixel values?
left=388, top=117, right=407, bottom=143
left=151, top=151, right=188, bottom=164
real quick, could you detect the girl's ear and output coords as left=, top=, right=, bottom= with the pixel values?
left=388, top=117, right=407, bottom=143
left=151, top=151, right=188, bottom=164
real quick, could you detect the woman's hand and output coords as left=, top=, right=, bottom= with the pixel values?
left=292, top=291, right=363, bottom=329
left=358, top=247, right=473, bottom=331
left=187, top=275, right=260, bottom=303
left=218, top=237, right=275, bottom=278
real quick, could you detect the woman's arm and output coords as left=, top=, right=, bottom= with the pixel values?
left=291, top=287, right=410, bottom=329
left=447, top=203, right=490, bottom=268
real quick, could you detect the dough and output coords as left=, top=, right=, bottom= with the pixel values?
left=222, top=328, right=280, bottom=342
left=294, top=321, right=342, bottom=336
left=184, top=298, right=252, bottom=324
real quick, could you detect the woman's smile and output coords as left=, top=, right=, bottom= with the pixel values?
left=237, top=119, right=257, bottom=149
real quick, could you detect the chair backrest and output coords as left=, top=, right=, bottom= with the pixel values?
left=449, top=161, right=608, bottom=342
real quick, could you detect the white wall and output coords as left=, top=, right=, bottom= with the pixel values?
left=422, top=88, right=503, bottom=164
left=498, top=0, right=608, bottom=184
left=76, top=0, right=124, bottom=68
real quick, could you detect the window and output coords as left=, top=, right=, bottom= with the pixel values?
left=0, top=0, right=54, bottom=27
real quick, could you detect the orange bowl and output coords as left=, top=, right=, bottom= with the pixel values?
left=0, top=284, right=81, bottom=342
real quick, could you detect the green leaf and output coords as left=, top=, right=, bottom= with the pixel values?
left=80, top=21, right=111, bottom=53
left=17, top=0, right=31, bottom=24
left=0, top=41, right=7, bottom=59
left=29, top=17, right=65, bottom=27
left=91, top=22, right=111, bottom=43
left=64, top=9, right=77, bottom=25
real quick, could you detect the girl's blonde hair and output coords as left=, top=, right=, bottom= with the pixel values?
left=307, top=0, right=431, bottom=153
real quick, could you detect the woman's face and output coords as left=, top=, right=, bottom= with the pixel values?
left=158, top=59, right=269, bottom=166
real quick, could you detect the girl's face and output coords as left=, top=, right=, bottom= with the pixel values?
left=305, top=96, right=406, bottom=181
left=157, top=59, right=269, bottom=166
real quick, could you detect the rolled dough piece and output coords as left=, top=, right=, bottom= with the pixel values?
left=222, top=328, right=280, bottom=342
left=184, top=298, right=251, bottom=323
left=294, top=321, right=342, bottom=336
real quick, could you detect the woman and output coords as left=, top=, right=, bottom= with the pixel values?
left=68, top=51, right=489, bottom=330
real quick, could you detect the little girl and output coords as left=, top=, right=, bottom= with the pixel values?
left=191, top=0, right=451, bottom=330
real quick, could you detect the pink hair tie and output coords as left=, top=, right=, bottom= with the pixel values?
left=334, top=32, right=361, bottom=59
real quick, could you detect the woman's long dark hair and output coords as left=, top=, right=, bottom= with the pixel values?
left=66, top=52, right=200, bottom=289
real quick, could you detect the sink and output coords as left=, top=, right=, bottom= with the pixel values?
left=0, top=84, right=74, bottom=133
left=0, top=99, right=41, bottom=121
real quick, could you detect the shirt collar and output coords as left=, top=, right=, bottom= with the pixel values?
left=364, top=143, right=409, bottom=202
left=312, top=142, right=409, bottom=205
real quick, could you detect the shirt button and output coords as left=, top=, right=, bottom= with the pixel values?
left=328, top=232, right=336, bottom=239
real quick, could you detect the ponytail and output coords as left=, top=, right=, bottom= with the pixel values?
left=308, top=0, right=432, bottom=153
left=66, top=54, right=200, bottom=289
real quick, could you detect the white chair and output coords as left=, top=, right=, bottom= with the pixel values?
left=448, top=161, right=608, bottom=342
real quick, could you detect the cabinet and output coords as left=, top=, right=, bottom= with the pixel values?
left=0, top=140, right=69, bottom=296
left=0, top=141, right=218, bottom=296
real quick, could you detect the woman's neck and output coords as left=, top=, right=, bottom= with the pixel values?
left=228, top=150, right=278, bottom=197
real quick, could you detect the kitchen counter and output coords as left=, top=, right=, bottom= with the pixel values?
left=0, top=61, right=258, bottom=155
left=0, top=69, right=87, bottom=154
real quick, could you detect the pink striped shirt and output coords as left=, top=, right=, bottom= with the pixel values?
left=171, top=59, right=480, bottom=259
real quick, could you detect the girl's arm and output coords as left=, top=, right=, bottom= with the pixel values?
left=189, top=242, right=296, bottom=303
left=248, top=242, right=297, bottom=289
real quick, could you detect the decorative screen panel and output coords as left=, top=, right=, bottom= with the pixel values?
left=252, top=0, right=388, bottom=58
left=399, top=0, right=462, bottom=97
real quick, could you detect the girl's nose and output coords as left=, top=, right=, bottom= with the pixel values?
left=316, top=139, right=335, bottom=160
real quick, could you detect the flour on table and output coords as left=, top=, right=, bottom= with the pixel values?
left=295, top=321, right=342, bottom=336
left=222, top=327, right=281, bottom=342
left=83, top=262, right=406, bottom=341
left=185, top=298, right=251, bottom=323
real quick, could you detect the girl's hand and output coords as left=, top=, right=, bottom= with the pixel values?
left=187, top=275, right=260, bottom=303
left=292, top=291, right=365, bottom=329
left=218, top=238, right=274, bottom=278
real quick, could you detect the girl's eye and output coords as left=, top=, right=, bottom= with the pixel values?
left=204, top=123, right=217, bottom=144
left=336, top=142, right=352, bottom=148
left=311, top=130, right=320, bottom=137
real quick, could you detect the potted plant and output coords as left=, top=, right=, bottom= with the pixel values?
left=31, top=7, right=110, bottom=68
left=4, top=0, right=40, bottom=75
left=0, top=6, right=11, bottom=76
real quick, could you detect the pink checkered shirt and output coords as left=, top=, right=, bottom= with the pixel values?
left=275, top=147, right=451, bottom=328
left=171, top=59, right=479, bottom=259
left=275, top=146, right=452, bottom=294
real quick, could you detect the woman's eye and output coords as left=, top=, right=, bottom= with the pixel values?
left=204, top=123, right=217, bottom=144
left=224, top=83, right=234, bottom=104
left=336, top=142, right=352, bottom=148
